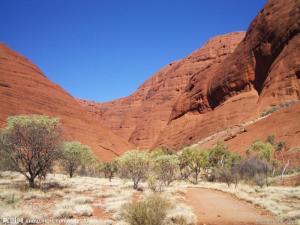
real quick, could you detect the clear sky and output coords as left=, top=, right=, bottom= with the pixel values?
left=0, top=0, right=266, bottom=102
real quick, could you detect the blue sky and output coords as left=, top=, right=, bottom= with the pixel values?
left=0, top=0, right=266, bottom=102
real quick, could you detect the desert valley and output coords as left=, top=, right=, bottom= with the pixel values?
left=0, top=0, right=300, bottom=224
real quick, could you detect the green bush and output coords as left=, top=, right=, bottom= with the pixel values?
left=246, top=140, right=274, bottom=162
left=117, top=150, right=150, bottom=189
left=153, top=154, right=179, bottom=188
left=121, top=194, right=171, bottom=225
left=101, top=161, right=118, bottom=181
left=179, top=147, right=209, bottom=184
left=61, top=141, right=96, bottom=178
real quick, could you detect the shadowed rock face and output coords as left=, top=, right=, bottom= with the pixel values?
left=0, top=44, right=132, bottom=161
left=170, top=0, right=300, bottom=121
left=79, top=32, right=245, bottom=149
left=156, top=0, right=300, bottom=150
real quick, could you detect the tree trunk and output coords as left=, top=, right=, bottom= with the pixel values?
left=28, top=177, right=36, bottom=188
left=195, top=170, right=198, bottom=184
left=281, top=160, right=290, bottom=181
left=70, top=169, right=74, bottom=178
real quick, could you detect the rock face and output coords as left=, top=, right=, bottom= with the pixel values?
left=155, top=0, right=300, bottom=149
left=79, top=32, right=245, bottom=149
left=0, top=44, right=132, bottom=161
left=80, top=0, right=300, bottom=154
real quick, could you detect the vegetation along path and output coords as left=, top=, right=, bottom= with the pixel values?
left=186, top=187, right=285, bottom=225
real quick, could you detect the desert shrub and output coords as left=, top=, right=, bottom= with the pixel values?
left=61, top=142, right=95, bottom=178
left=178, top=149, right=192, bottom=181
left=246, top=140, right=274, bottom=162
left=179, top=147, right=209, bottom=184
left=235, top=158, right=272, bottom=187
left=208, top=143, right=240, bottom=168
left=101, top=161, right=118, bottom=181
left=260, top=106, right=278, bottom=117
left=117, top=151, right=150, bottom=189
left=0, top=115, right=62, bottom=188
left=214, top=167, right=235, bottom=187
left=147, top=175, right=158, bottom=192
left=121, top=194, right=171, bottom=225
left=152, top=154, right=179, bottom=188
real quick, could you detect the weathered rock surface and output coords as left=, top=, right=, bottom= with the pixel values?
left=79, top=32, right=245, bottom=149
left=155, top=0, right=300, bottom=150
left=0, top=44, right=132, bottom=160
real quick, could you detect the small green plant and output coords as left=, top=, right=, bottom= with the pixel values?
left=121, top=194, right=171, bottom=225
left=260, top=106, right=278, bottom=117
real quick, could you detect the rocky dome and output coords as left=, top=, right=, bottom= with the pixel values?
left=0, top=44, right=132, bottom=161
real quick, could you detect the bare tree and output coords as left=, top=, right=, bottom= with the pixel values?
left=0, top=115, right=62, bottom=188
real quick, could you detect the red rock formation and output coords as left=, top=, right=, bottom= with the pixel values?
left=79, top=32, right=245, bottom=149
left=80, top=0, right=300, bottom=157
left=155, top=0, right=300, bottom=150
left=0, top=44, right=132, bottom=161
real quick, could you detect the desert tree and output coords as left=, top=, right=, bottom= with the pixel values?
left=117, top=150, right=150, bottom=189
left=152, top=154, right=179, bottom=189
left=208, top=143, right=240, bottom=168
left=266, top=134, right=288, bottom=178
left=207, top=144, right=241, bottom=186
left=101, top=160, right=118, bottom=182
left=179, top=147, right=209, bottom=184
left=0, top=115, right=62, bottom=188
left=61, top=141, right=95, bottom=178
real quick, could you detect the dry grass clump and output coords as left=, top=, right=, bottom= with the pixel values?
left=74, top=205, right=93, bottom=216
left=121, top=194, right=171, bottom=225
left=80, top=218, right=114, bottom=225
left=69, top=196, right=94, bottom=204
left=54, top=196, right=94, bottom=218
left=102, top=189, right=133, bottom=214
left=0, top=208, right=39, bottom=220
left=53, top=201, right=75, bottom=218
left=166, top=203, right=196, bottom=225
left=23, top=189, right=52, bottom=200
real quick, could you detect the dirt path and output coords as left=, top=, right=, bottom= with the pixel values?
left=186, top=188, right=285, bottom=225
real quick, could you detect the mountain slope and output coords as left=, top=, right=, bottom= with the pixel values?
left=0, top=44, right=132, bottom=160
left=79, top=32, right=245, bottom=149
left=80, top=0, right=300, bottom=155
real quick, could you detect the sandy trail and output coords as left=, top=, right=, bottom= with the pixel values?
left=186, top=187, right=285, bottom=225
